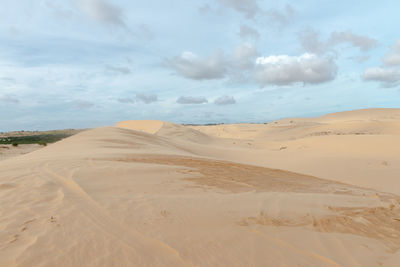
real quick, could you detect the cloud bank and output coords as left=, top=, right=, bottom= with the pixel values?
left=254, top=53, right=337, bottom=86
left=215, top=95, right=236, bottom=105
left=166, top=47, right=337, bottom=86
left=329, top=31, right=378, bottom=52
left=363, top=40, right=400, bottom=87
left=299, top=29, right=378, bottom=54
left=383, top=40, right=400, bottom=66
left=165, top=51, right=226, bottom=80
left=136, top=93, right=158, bottom=104
left=232, top=43, right=259, bottom=69
left=363, top=67, right=400, bottom=83
left=177, top=96, right=208, bottom=104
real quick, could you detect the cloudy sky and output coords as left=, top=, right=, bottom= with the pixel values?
left=1, top=0, right=400, bottom=131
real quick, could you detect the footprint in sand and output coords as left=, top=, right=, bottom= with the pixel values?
left=23, top=218, right=36, bottom=225
left=49, top=216, right=60, bottom=226
left=161, top=210, right=170, bottom=218
left=8, top=234, right=19, bottom=244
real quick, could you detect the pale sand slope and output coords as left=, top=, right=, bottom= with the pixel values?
left=0, top=109, right=400, bottom=266
left=0, top=144, right=43, bottom=161
left=191, top=108, right=400, bottom=195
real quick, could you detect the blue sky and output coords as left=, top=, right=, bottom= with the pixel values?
left=1, top=0, right=400, bottom=131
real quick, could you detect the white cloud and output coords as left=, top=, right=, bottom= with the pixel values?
left=215, top=95, right=236, bottom=105
left=228, top=43, right=259, bottom=82
left=384, top=54, right=400, bottom=66
left=136, top=93, right=158, bottom=104
left=362, top=40, right=400, bottom=87
left=299, top=29, right=377, bottom=54
left=177, top=96, right=208, bottom=104
left=238, top=25, right=260, bottom=40
left=254, top=53, right=337, bottom=86
left=362, top=67, right=400, bottom=86
left=165, top=51, right=226, bottom=80
left=298, top=29, right=328, bottom=54
left=167, top=47, right=338, bottom=86
left=329, top=31, right=378, bottom=52
left=383, top=40, right=400, bottom=66
left=233, top=43, right=259, bottom=69
left=77, top=0, right=125, bottom=27
left=166, top=44, right=259, bottom=82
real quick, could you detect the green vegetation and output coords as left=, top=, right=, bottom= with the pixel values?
left=0, top=133, right=72, bottom=145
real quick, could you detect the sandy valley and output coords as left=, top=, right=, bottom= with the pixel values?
left=1, top=108, right=400, bottom=266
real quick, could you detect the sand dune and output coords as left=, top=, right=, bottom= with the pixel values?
left=115, top=120, right=165, bottom=134
left=116, top=120, right=213, bottom=144
left=190, top=108, right=400, bottom=195
left=1, top=109, right=400, bottom=266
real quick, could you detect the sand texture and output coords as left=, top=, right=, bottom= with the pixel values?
left=1, top=108, right=400, bottom=266
left=0, top=144, right=43, bottom=161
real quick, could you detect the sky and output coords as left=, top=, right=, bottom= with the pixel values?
left=1, top=0, right=400, bottom=131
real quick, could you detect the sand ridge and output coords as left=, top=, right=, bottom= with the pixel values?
left=115, top=120, right=165, bottom=134
left=116, top=120, right=214, bottom=144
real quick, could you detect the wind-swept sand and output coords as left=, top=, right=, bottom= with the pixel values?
left=0, top=144, right=43, bottom=161
left=1, top=108, right=400, bottom=266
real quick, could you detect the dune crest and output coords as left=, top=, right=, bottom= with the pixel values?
left=115, top=120, right=165, bottom=134
left=116, top=120, right=214, bottom=144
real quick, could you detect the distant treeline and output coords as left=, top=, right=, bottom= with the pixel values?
left=0, top=133, right=73, bottom=145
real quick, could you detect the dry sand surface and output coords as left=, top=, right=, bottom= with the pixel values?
left=1, top=108, right=400, bottom=266
left=0, top=144, right=43, bottom=161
